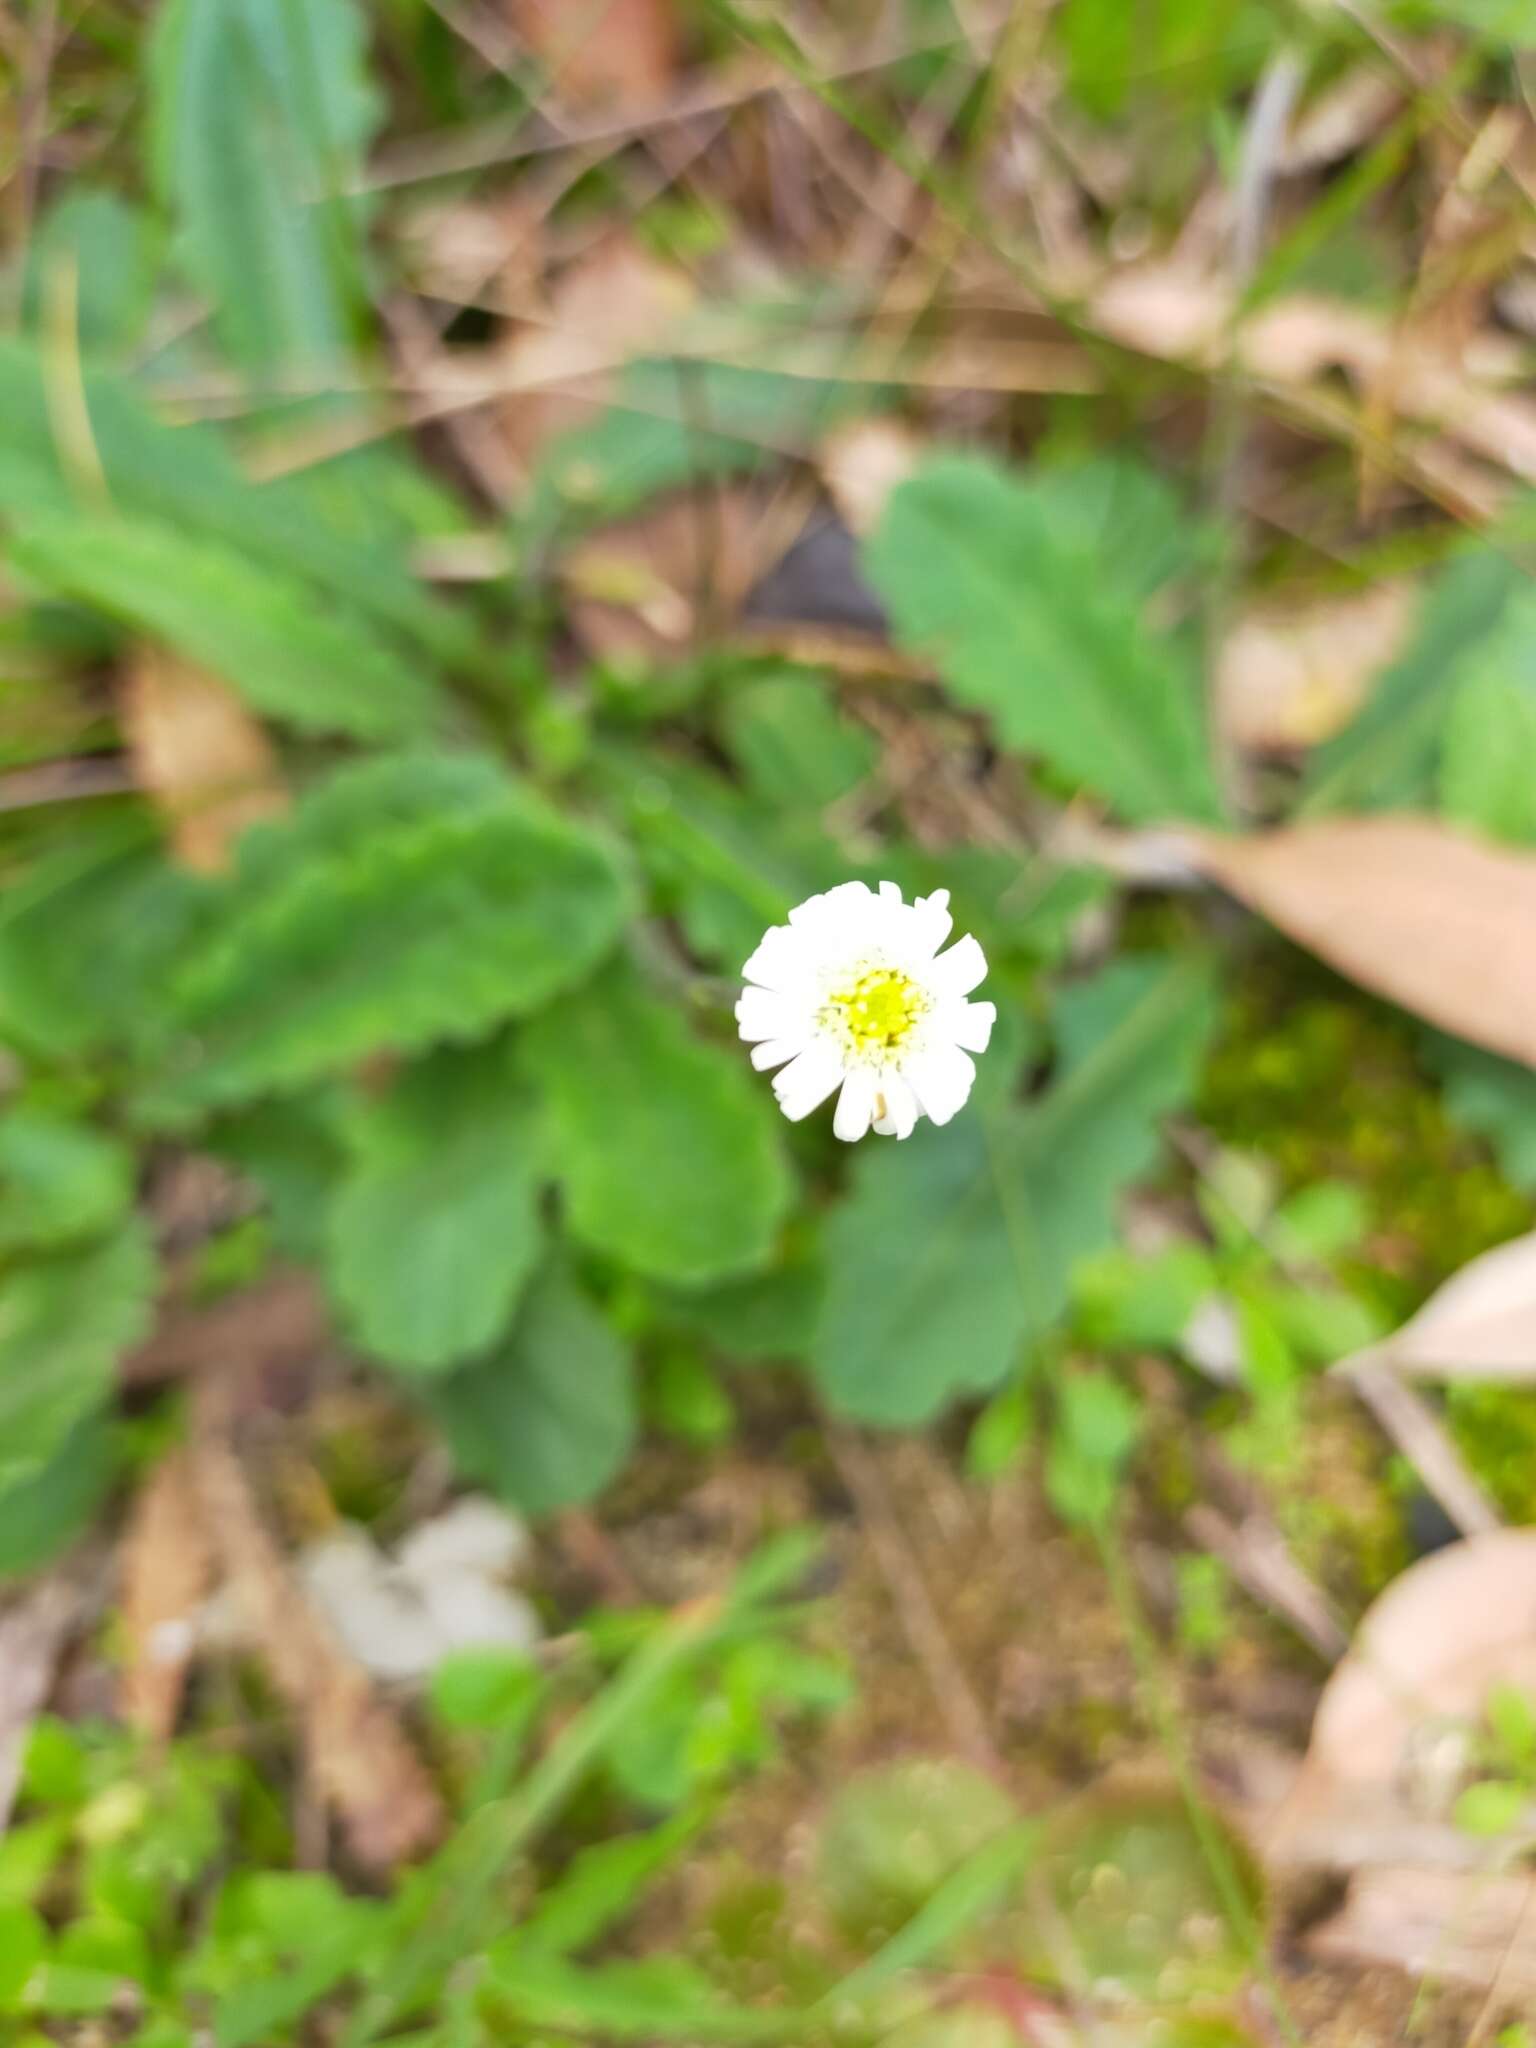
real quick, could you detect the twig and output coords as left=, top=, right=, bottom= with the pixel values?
left=1185, top=1503, right=1349, bottom=1664
left=826, top=1425, right=1003, bottom=1777
left=1343, top=1359, right=1501, bottom=1540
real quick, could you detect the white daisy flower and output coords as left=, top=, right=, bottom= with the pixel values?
left=736, top=880, right=996, bottom=1143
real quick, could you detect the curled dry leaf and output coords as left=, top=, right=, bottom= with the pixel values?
left=1187, top=817, right=1536, bottom=1071
left=1308, top=1862, right=1536, bottom=2006
left=192, top=1412, right=445, bottom=1872
left=120, top=1448, right=211, bottom=1744
left=1340, top=1230, right=1536, bottom=1383
left=121, top=648, right=286, bottom=873
left=1215, top=584, right=1414, bottom=754
left=1266, top=1529, right=1536, bottom=1871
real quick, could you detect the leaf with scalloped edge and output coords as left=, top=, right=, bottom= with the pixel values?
left=8, top=512, right=441, bottom=742
left=0, top=1220, right=157, bottom=1495
left=521, top=958, right=793, bottom=1287
left=425, top=1260, right=635, bottom=1514
left=145, top=754, right=631, bottom=1119
left=325, top=1042, right=543, bottom=1373
left=811, top=957, right=1219, bottom=1424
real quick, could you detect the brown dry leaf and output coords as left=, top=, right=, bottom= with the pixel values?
left=1187, top=817, right=1536, bottom=1070
left=1341, top=1231, right=1536, bottom=1384
left=121, top=648, right=286, bottom=873
left=192, top=1407, right=445, bottom=1873
left=819, top=418, right=923, bottom=538
left=120, top=1449, right=212, bottom=1743
left=124, top=1269, right=326, bottom=1389
left=1265, top=1529, right=1536, bottom=1871
left=496, top=235, right=695, bottom=478
left=1215, top=584, right=1414, bottom=754
left=1092, top=266, right=1536, bottom=491
left=1309, top=1863, right=1536, bottom=2006
left=563, top=484, right=761, bottom=665
left=1279, top=67, right=1403, bottom=173
left=503, top=0, right=676, bottom=109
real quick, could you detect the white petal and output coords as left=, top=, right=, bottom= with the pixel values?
left=945, top=999, right=996, bottom=1054
left=903, top=1041, right=977, bottom=1126
left=751, top=1037, right=804, bottom=1072
left=906, top=888, right=953, bottom=960
left=878, top=879, right=901, bottom=903
left=930, top=932, right=988, bottom=997
left=735, top=988, right=806, bottom=1043
left=771, top=1041, right=846, bottom=1121
left=787, top=880, right=872, bottom=933
left=833, top=1067, right=879, bottom=1143
left=741, top=924, right=813, bottom=992
left=872, top=1072, right=920, bottom=1140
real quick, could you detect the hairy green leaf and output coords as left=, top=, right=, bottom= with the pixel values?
left=8, top=513, right=440, bottom=742
left=0, top=339, right=476, bottom=673
left=522, top=959, right=793, bottom=1287
left=0, top=821, right=203, bottom=1061
left=0, top=1415, right=120, bottom=1580
left=326, top=1043, right=543, bottom=1373
left=0, top=1111, right=134, bottom=1254
left=0, top=1222, right=156, bottom=1495
left=150, top=755, right=630, bottom=1116
left=146, top=0, right=379, bottom=376
left=1304, top=551, right=1525, bottom=815
left=866, top=455, right=1221, bottom=824
left=720, top=669, right=877, bottom=813
left=811, top=957, right=1219, bottom=1423
left=426, top=1261, right=635, bottom=1513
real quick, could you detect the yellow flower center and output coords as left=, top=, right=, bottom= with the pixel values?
left=829, top=967, right=926, bottom=1055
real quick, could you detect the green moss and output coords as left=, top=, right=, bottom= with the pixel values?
left=1202, top=956, right=1528, bottom=1315
left=1201, top=948, right=1536, bottom=1543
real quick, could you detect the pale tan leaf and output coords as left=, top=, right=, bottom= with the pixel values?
left=0, top=1560, right=92, bottom=1830
left=1342, top=1231, right=1536, bottom=1383
left=120, top=1449, right=211, bottom=1744
left=1309, top=1863, right=1536, bottom=2002
left=1279, top=68, right=1403, bottom=173
left=1187, top=818, right=1536, bottom=1070
left=1215, top=584, right=1414, bottom=753
left=503, top=0, right=676, bottom=108
left=1266, top=1530, right=1536, bottom=1870
left=563, top=485, right=761, bottom=665
left=819, top=419, right=923, bottom=538
left=192, top=1414, right=445, bottom=1872
left=121, top=649, right=286, bottom=873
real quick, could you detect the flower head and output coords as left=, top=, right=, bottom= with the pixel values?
left=736, top=880, right=995, bottom=1142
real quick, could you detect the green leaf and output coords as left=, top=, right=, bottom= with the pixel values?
left=522, top=959, right=792, bottom=1287
left=812, top=957, right=1219, bottom=1423
left=866, top=454, right=1221, bottom=824
left=0, top=339, right=476, bottom=673
left=146, top=0, right=380, bottom=377
left=0, top=821, right=202, bottom=1061
left=1046, top=1369, right=1142, bottom=1528
left=719, top=669, right=877, bottom=812
left=1426, top=1033, right=1536, bottom=1193
left=656, top=1248, right=823, bottom=1362
left=1441, top=660, right=1536, bottom=843
left=0, top=1111, right=133, bottom=1253
left=150, top=755, right=631, bottom=1116
left=1304, top=550, right=1525, bottom=814
left=21, top=191, right=163, bottom=358
left=0, top=1903, right=45, bottom=2009
left=8, top=513, right=440, bottom=742
left=1454, top=1778, right=1527, bottom=1837
left=0, top=1223, right=156, bottom=1496
left=513, top=1812, right=703, bottom=1959
left=0, top=1415, right=120, bottom=1581
left=325, top=1043, right=543, bottom=1373
left=426, top=1261, right=636, bottom=1514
